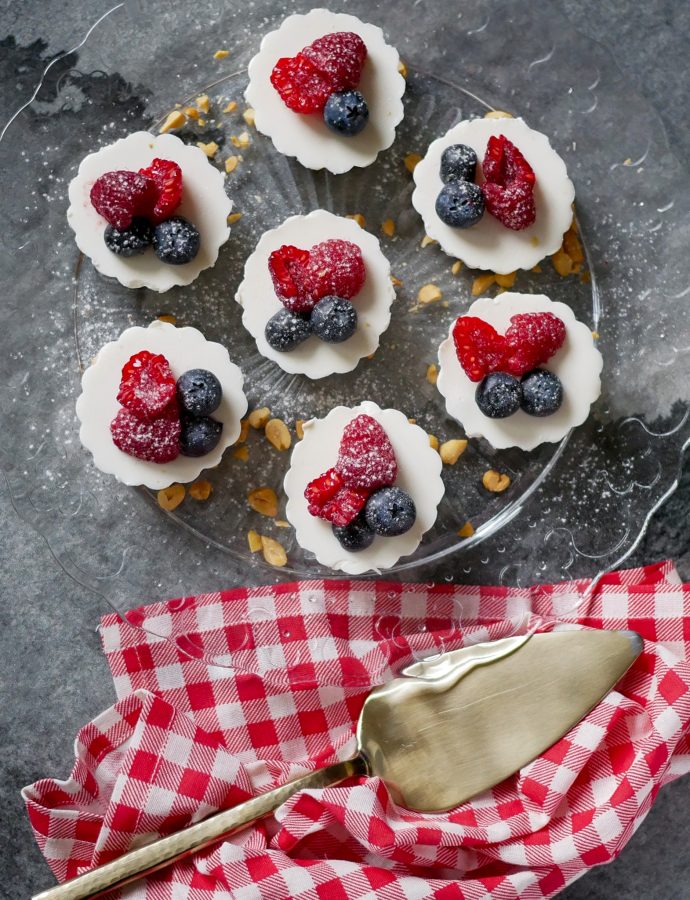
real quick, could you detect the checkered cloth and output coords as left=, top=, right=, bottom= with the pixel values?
left=24, top=561, right=690, bottom=899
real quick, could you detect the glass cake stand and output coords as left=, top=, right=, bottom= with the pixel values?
left=1, top=0, right=689, bottom=671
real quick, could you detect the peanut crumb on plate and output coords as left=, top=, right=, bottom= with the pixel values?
left=428, top=434, right=439, bottom=451
left=159, top=110, right=185, bottom=133
left=228, top=212, right=242, bottom=224
left=261, top=535, right=287, bottom=567
left=484, top=109, right=513, bottom=119
left=247, top=529, right=262, bottom=552
left=381, top=218, right=396, bottom=237
left=458, top=521, right=475, bottom=538
left=471, top=273, right=496, bottom=296
left=404, top=152, right=422, bottom=173
left=225, top=155, right=241, bottom=173
left=157, top=314, right=177, bottom=325
left=242, top=108, right=256, bottom=127
left=189, top=480, right=213, bottom=501
left=390, top=274, right=403, bottom=287
left=197, top=141, right=219, bottom=158
left=265, top=418, right=291, bottom=451
left=157, top=483, right=185, bottom=510
left=248, top=407, right=271, bottom=429
left=420, top=234, right=437, bottom=248
left=494, top=271, right=516, bottom=288
left=214, top=49, right=230, bottom=59
left=295, top=420, right=305, bottom=440
left=482, top=469, right=511, bottom=492
left=248, top=486, right=278, bottom=517
left=195, top=94, right=210, bottom=113
left=426, top=363, right=438, bottom=385
left=275, top=519, right=291, bottom=529
left=233, top=446, right=249, bottom=461
left=224, top=100, right=238, bottom=113
left=231, top=131, right=251, bottom=149
left=451, top=260, right=463, bottom=275
left=440, top=439, right=468, bottom=465
left=183, top=106, right=199, bottom=120
left=418, top=283, right=443, bottom=305
left=398, top=60, right=408, bottom=78
left=346, top=213, right=366, bottom=228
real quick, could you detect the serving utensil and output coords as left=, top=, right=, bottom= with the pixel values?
left=34, top=628, right=642, bottom=899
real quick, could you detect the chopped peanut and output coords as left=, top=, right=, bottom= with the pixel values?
left=231, top=131, right=251, bottom=149
left=183, top=106, right=200, bottom=119
left=157, top=483, right=185, bottom=510
left=484, top=109, right=513, bottom=118
left=398, top=60, right=408, bottom=78
left=420, top=234, right=437, bottom=248
left=195, top=94, right=210, bottom=113
left=381, top=218, right=396, bottom=237
left=235, top=419, right=250, bottom=444
left=347, top=213, right=366, bottom=228
left=295, top=419, right=305, bottom=440
left=408, top=417, right=417, bottom=424
left=275, top=519, right=291, bottom=528
left=429, top=434, right=439, bottom=451
left=261, top=535, right=287, bottom=567
left=225, top=155, right=241, bottom=173
left=248, top=407, right=271, bottom=429
left=417, top=283, right=443, bottom=305
left=471, top=273, right=496, bottom=296
left=159, top=110, right=185, bottom=133
left=426, top=363, right=438, bottom=385
left=440, top=439, right=468, bottom=465
left=197, top=141, right=219, bottom=158
left=563, top=227, right=585, bottom=264
left=189, top=480, right=213, bottom=501
left=227, top=212, right=242, bottom=224
left=214, top=49, right=230, bottom=59
left=242, top=108, right=256, bottom=127
left=451, top=260, right=463, bottom=275
left=247, top=529, right=262, bottom=552
left=233, top=445, right=249, bottom=461
left=458, top=522, right=475, bottom=538
left=157, top=314, right=177, bottom=325
left=551, top=248, right=575, bottom=277
left=265, top=418, right=291, bottom=451
left=494, top=271, right=517, bottom=289
left=223, top=100, right=238, bottom=113
left=531, top=264, right=542, bottom=273
left=482, top=469, right=511, bottom=493
left=247, top=486, right=278, bottom=517
left=404, top=153, right=422, bottom=173
left=390, top=274, right=403, bottom=287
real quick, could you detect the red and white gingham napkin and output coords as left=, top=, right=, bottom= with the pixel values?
left=24, top=561, right=690, bottom=899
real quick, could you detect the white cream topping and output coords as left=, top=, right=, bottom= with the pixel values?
left=436, top=293, right=602, bottom=451
left=412, top=117, right=575, bottom=273
left=67, top=132, right=232, bottom=292
left=284, top=401, right=445, bottom=574
left=76, top=321, right=247, bottom=489
left=245, top=8, right=405, bottom=173
left=235, top=210, right=395, bottom=379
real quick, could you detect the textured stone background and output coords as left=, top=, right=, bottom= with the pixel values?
left=2, top=0, right=689, bottom=896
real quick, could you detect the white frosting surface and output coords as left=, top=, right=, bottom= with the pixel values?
left=245, top=8, right=405, bottom=173
left=76, top=321, right=247, bottom=489
left=67, top=132, right=232, bottom=292
left=235, top=210, right=395, bottom=379
left=412, top=117, right=575, bottom=273
left=284, top=401, right=445, bottom=574
left=437, top=293, right=602, bottom=451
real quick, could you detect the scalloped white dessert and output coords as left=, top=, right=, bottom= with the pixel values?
left=245, top=9, right=405, bottom=173
left=76, top=321, right=247, bottom=489
left=284, top=401, right=444, bottom=574
left=235, top=210, right=395, bottom=379
left=67, top=132, right=232, bottom=292
left=412, top=117, right=575, bottom=273
left=437, top=293, right=602, bottom=451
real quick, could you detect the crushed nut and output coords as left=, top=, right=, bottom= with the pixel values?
left=248, top=407, right=271, bottom=429
left=189, top=480, right=213, bottom=501
left=231, top=131, right=251, bottom=149
left=247, top=529, right=262, bottom=553
left=235, top=419, right=250, bottom=444
left=551, top=247, right=575, bottom=277
left=261, top=535, right=288, bottom=567
left=227, top=212, right=242, bottom=224
left=458, top=521, right=475, bottom=538
left=440, top=439, right=468, bottom=465
left=223, top=100, right=238, bottom=113
left=197, top=141, right=219, bottom=158
left=214, top=49, right=230, bottom=59
left=157, top=314, right=177, bottom=325
left=275, top=519, right=291, bottom=528
left=159, top=110, right=185, bottom=133
left=398, top=59, right=408, bottom=78
left=531, top=264, right=542, bottom=273
left=451, top=260, right=463, bottom=275
left=420, top=234, right=437, bottom=248
left=233, top=445, right=249, bottom=461
left=247, top=486, right=278, bottom=517
left=225, top=155, right=241, bottom=173
left=265, top=418, right=291, bottom=451
left=157, top=483, right=185, bottom=510
left=471, top=273, right=496, bottom=296
left=426, top=363, right=438, bottom=385
left=494, top=271, right=516, bottom=289
left=198, top=118, right=207, bottom=127
left=242, top=108, right=256, bottom=127
left=195, top=94, right=210, bottom=113
left=484, top=109, right=513, bottom=118
left=404, top=153, right=422, bottom=173
left=295, top=419, right=305, bottom=440
left=417, top=283, right=443, bottom=305
left=346, top=213, right=366, bottom=228
left=482, top=469, right=511, bottom=493
left=390, top=274, right=403, bottom=287
left=381, top=218, right=396, bottom=237
left=429, top=434, right=439, bottom=451
left=183, top=106, right=200, bottom=119
left=408, top=417, right=417, bottom=424
left=563, top=226, right=585, bottom=265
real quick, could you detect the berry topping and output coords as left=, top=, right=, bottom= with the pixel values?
left=301, top=32, right=367, bottom=92
left=310, top=296, right=357, bottom=343
left=117, top=351, right=177, bottom=420
left=481, top=135, right=536, bottom=231
left=440, top=144, right=478, bottom=183
left=304, top=467, right=369, bottom=527
left=265, top=308, right=312, bottom=352
left=452, top=317, right=510, bottom=383
left=482, top=134, right=535, bottom=188
left=110, top=403, right=180, bottom=463
left=152, top=217, right=200, bottom=265
left=176, top=369, right=222, bottom=417
left=270, top=54, right=333, bottom=114
left=332, top=515, right=375, bottom=552
left=268, top=245, right=314, bottom=313
left=138, top=158, right=183, bottom=224
left=323, top=90, right=369, bottom=137
left=104, top=217, right=153, bottom=257
left=90, top=170, right=156, bottom=230
left=336, top=414, right=397, bottom=491
left=179, top=415, right=223, bottom=457
left=307, top=239, right=366, bottom=302
left=504, top=312, right=566, bottom=376
left=364, top=487, right=416, bottom=537
left=475, top=372, right=522, bottom=419
left=520, top=369, right=563, bottom=417
left=435, top=181, right=485, bottom=229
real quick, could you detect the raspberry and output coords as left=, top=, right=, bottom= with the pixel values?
left=504, top=313, right=566, bottom=376
left=110, top=403, right=180, bottom=463
left=138, top=158, right=183, bottom=224
left=336, top=414, right=397, bottom=490
left=452, top=317, right=509, bottom=383
left=268, top=245, right=315, bottom=314
left=482, top=134, right=535, bottom=188
left=117, top=351, right=177, bottom=420
left=301, top=32, right=367, bottom=91
left=304, top=467, right=369, bottom=526
left=90, top=170, right=156, bottom=230
left=270, top=54, right=333, bottom=114
left=482, top=180, right=536, bottom=231
left=307, top=240, right=366, bottom=301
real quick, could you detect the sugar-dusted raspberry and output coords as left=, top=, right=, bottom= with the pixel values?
left=90, top=170, right=157, bottom=230
left=482, top=180, right=536, bottom=231
left=482, top=134, right=535, bottom=188
left=504, top=312, right=566, bottom=376
left=268, top=244, right=315, bottom=313
left=117, top=351, right=177, bottom=420
left=301, top=32, right=367, bottom=92
left=336, top=414, right=397, bottom=490
left=304, top=466, right=369, bottom=526
left=452, top=316, right=509, bottom=383
left=110, top=403, right=180, bottom=463
left=138, top=158, right=183, bottom=224
left=270, top=54, right=333, bottom=114
left=307, top=239, right=366, bottom=301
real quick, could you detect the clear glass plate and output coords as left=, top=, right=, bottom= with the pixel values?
left=1, top=0, right=689, bottom=672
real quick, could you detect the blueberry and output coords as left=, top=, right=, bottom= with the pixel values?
left=520, top=369, right=563, bottom=417
left=177, top=369, right=222, bottom=417
left=364, top=487, right=416, bottom=537
left=152, top=217, right=200, bottom=265
left=179, top=415, right=223, bottom=457
left=265, top=308, right=312, bottom=352
left=332, top=515, right=375, bottom=552
left=475, top=372, right=522, bottom=418
left=440, top=144, right=478, bottom=183
left=310, top=296, right=358, bottom=343
left=323, top=90, right=369, bottom=136
left=104, top=217, right=153, bottom=257
left=435, top=181, right=485, bottom=229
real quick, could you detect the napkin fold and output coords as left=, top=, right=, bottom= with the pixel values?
left=24, top=561, right=690, bottom=899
